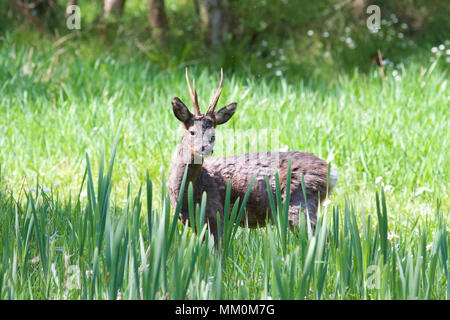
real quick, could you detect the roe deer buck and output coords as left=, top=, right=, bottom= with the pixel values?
left=168, top=69, right=337, bottom=245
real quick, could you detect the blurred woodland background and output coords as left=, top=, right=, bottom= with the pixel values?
left=1, top=0, right=449, bottom=80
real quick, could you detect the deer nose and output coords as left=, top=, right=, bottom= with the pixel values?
left=202, top=146, right=206, bottom=152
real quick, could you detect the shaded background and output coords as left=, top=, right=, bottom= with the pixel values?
left=1, top=0, right=449, bottom=81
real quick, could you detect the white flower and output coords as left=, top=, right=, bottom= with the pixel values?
left=415, top=186, right=432, bottom=196
left=392, top=70, right=398, bottom=77
left=261, top=40, right=268, bottom=47
left=401, top=23, right=408, bottom=30
left=431, top=47, right=438, bottom=53
left=275, top=70, right=282, bottom=77
left=446, top=49, right=450, bottom=55
left=307, top=30, right=314, bottom=36
left=31, top=255, right=40, bottom=264
left=390, top=14, right=398, bottom=23
left=266, top=62, right=272, bottom=69
left=387, top=232, right=399, bottom=240
left=438, top=44, right=445, bottom=50
left=375, top=176, right=383, bottom=184
left=323, top=31, right=330, bottom=38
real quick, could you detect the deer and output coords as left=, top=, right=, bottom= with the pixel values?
left=168, top=68, right=338, bottom=246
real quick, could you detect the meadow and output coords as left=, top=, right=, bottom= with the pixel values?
left=0, top=30, right=449, bottom=299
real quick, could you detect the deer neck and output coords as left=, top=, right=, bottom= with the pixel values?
left=168, top=135, right=203, bottom=206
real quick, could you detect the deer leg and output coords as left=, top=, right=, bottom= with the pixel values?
left=287, top=204, right=317, bottom=233
left=287, top=191, right=319, bottom=232
left=206, top=204, right=224, bottom=249
left=306, top=194, right=319, bottom=225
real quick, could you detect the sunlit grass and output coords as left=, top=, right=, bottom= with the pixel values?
left=0, top=138, right=448, bottom=299
left=0, top=36, right=448, bottom=299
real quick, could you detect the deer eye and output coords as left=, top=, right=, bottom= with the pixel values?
left=210, top=135, right=215, bottom=142
left=190, top=131, right=195, bottom=136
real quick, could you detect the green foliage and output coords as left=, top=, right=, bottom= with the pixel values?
left=1, top=1, right=448, bottom=77
left=0, top=2, right=449, bottom=299
left=0, top=136, right=448, bottom=299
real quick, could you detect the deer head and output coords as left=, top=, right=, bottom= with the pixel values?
left=172, top=68, right=237, bottom=164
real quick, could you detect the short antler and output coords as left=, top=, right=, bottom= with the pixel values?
left=207, top=68, right=223, bottom=114
left=185, top=68, right=200, bottom=116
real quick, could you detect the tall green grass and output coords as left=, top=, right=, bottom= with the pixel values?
left=0, top=35, right=448, bottom=299
left=0, top=129, right=448, bottom=299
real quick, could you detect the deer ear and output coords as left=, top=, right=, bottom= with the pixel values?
left=172, top=97, right=193, bottom=123
left=215, top=102, right=237, bottom=125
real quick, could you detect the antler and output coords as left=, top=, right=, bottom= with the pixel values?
left=185, top=68, right=200, bottom=116
left=207, top=68, right=223, bottom=114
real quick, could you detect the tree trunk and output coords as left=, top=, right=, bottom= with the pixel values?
left=99, top=0, right=126, bottom=38
left=103, top=0, right=126, bottom=18
left=200, top=0, right=233, bottom=47
left=148, top=0, right=168, bottom=46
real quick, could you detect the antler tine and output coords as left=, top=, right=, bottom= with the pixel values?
left=185, top=67, right=200, bottom=116
left=207, top=68, right=223, bottom=114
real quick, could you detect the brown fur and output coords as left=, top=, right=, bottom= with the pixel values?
left=168, top=70, right=337, bottom=245
left=169, top=149, right=336, bottom=244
